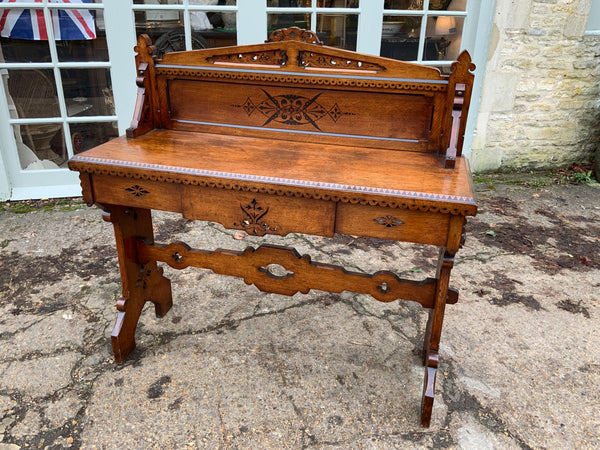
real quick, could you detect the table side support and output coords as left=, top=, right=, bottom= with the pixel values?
left=101, top=205, right=173, bottom=362
left=420, top=214, right=465, bottom=426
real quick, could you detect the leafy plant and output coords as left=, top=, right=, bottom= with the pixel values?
left=571, top=171, right=596, bottom=184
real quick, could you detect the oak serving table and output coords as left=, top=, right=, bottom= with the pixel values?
left=68, top=27, right=477, bottom=427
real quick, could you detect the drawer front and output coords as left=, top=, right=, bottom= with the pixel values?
left=182, top=186, right=335, bottom=237
left=92, top=175, right=183, bottom=212
left=335, top=203, right=449, bottom=247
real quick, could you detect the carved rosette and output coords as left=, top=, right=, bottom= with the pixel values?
left=125, top=185, right=150, bottom=197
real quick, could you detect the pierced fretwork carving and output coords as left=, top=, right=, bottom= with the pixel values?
left=206, top=49, right=287, bottom=67
left=267, top=27, right=322, bottom=44
left=135, top=263, right=154, bottom=290
left=234, top=198, right=275, bottom=236
left=137, top=241, right=458, bottom=307
left=125, top=185, right=150, bottom=197
left=298, top=51, right=387, bottom=72
left=374, top=215, right=405, bottom=228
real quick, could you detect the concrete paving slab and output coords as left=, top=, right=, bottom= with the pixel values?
left=0, top=176, right=599, bottom=448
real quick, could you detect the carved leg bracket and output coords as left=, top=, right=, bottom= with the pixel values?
left=102, top=206, right=173, bottom=362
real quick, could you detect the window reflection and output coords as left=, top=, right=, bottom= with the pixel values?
left=380, top=16, right=423, bottom=61
left=134, top=6, right=237, bottom=57
left=425, top=15, right=464, bottom=61
left=13, top=123, right=65, bottom=170
left=70, top=122, right=118, bottom=155
left=6, top=69, right=60, bottom=119
left=316, top=14, right=357, bottom=50
left=61, top=68, right=115, bottom=117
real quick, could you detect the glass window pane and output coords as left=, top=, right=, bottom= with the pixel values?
left=0, top=37, right=51, bottom=63
left=70, top=122, right=118, bottom=155
left=56, top=9, right=108, bottom=62
left=196, top=17, right=237, bottom=48
left=135, top=9, right=184, bottom=56
left=267, top=1, right=311, bottom=7
left=316, top=14, right=357, bottom=50
left=0, top=8, right=52, bottom=62
left=268, top=13, right=311, bottom=32
left=425, top=15, right=464, bottom=60
left=61, top=68, right=115, bottom=117
left=13, top=124, right=66, bottom=170
left=380, top=15, right=422, bottom=60
left=317, top=0, right=359, bottom=7
left=135, top=0, right=183, bottom=4
left=384, top=0, right=423, bottom=10
left=6, top=69, right=60, bottom=118
left=429, top=0, right=465, bottom=11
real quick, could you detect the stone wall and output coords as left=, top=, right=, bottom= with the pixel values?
left=470, top=0, right=600, bottom=172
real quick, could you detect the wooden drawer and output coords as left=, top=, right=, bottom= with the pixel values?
left=335, top=203, right=449, bottom=247
left=182, top=185, right=335, bottom=237
left=92, top=175, right=183, bottom=212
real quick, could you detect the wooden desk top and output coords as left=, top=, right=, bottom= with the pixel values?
left=69, top=129, right=476, bottom=216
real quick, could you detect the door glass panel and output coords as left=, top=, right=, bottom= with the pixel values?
left=135, top=8, right=237, bottom=57
left=316, top=14, right=357, bottom=50
left=0, top=8, right=51, bottom=62
left=6, top=69, right=60, bottom=118
left=70, top=121, right=118, bottom=154
left=380, top=15, right=422, bottom=60
left=135, top=0, right=183, bottom=4
left=61, top=68, right=115, bottom=117
left=267, top=0, right=311, bottom=7
left=384, top=0, right=424, bottom=10
left=268, top=13, right=310, bottom=32
left=57, top=9, right=108, bottom=62
left=193, top=10, right=237, bottom=48
left=429, top=0, right=465, bottom=11
left=13, top=123, right=66, bottom=170
left=425, top=15, right=464, bottom=61
left=317, top=0, right=359, bottom=7
left=135, top=9, right=185, bottom=56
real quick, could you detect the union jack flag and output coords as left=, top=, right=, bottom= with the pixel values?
left=0, top=0, right=96, bottom=40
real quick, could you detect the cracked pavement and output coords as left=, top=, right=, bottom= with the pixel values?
left=0, top=176, right=599, bottom=449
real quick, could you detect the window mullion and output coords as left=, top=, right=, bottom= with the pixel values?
left=42, top=3, right=75, bottom=158
left=182, top=0, right=192, bottom=51
left=357, top=0, right=383, bottom=55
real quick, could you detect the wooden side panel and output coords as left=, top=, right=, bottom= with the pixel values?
left=165, top=79, right=435, bottom=150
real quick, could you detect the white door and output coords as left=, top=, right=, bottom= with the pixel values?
left=0, top=0, right=493, bottom=200
left=0, top=0, right=120, bottom=200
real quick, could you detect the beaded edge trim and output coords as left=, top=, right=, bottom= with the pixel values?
left=70, top=155, right=476, bottom=216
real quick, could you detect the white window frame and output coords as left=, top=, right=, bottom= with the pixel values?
left=586, top=0, right=600, bottom=34
left=0, top=0, right=116, bottom=199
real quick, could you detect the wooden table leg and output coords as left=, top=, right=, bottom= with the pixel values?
left=102, top=205, right=172, bottom=362
left=420, top=215, right=464, bottom=427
